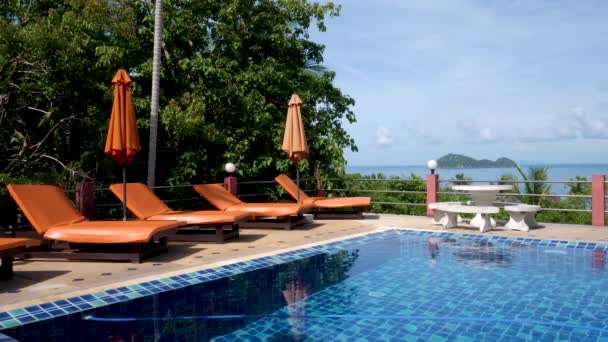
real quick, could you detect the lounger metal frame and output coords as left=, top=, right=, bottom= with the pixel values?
left=312, top=209, right=367, bottom=219
left=168, top=223, right=240, bottom=243
left=240, top=215, right=308, bottom=230
left=10, top=230, right=175, bottom=263
left=0, top=246, right=32, bottom=280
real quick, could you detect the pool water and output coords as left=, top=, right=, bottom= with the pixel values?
left=221, top=236, right=608, bottom=341
left=3, top=230, right=608, bottom=341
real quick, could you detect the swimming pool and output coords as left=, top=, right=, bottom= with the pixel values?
left=1, top=229, right=608, bottom=341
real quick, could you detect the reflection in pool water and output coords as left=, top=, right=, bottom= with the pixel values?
left=3, top=231, right=607, bottom=341
left=434, top=238, right=514, bottom=266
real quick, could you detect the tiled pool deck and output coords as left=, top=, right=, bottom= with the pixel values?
left=0, top=214, right=607, bottom=332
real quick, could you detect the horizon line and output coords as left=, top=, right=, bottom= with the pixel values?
left=347, top=162, right=608, bottom=167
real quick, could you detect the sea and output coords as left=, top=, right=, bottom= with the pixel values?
left=346, top=164, right=608, bottom=195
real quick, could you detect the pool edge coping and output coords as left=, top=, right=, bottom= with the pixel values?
left=0, top=227, right=385, bottom=313
left=1, top=225, right=607, bottom=332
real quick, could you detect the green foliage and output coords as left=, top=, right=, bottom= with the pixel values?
left=330, top=169, right=597, bottom=226
left=453, top=173, right=471, bottom=185
left=515, top=164, right=551, bottom=205
left=497, top=173, right=520, bottom=203
left=337, top=173, right=426, bottom=215
left=566, top=176, right=591, bottom=195
left=0, top=0, right=356, bottom=188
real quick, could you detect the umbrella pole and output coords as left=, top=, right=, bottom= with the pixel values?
left=122, top=166, right=127, bottom=221
left=296, top=166, right=300, bottom=204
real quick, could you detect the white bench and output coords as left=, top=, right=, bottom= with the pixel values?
left=504, top=205, right=541, bottom=231
left=429, top=202, right=499, bottom=232
left=429, top=202, right=463, bottom=225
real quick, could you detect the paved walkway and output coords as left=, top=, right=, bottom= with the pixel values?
left=1, top=214, right=606, bottom=311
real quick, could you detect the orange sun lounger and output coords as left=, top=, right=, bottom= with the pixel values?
left=275, top=174, right=371, bottom=219
left=109, top=183, right=252, bottom=243
left=7, top=184, right=184, bottom=263
left=0, top=238, right=39, bottom=280
left=192, top=184, right=314, bottom=230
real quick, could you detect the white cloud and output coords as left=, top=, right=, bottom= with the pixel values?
left=401, top=109, right=608, bottom=147
left=376, top=126, right=394, bottom=146
left=572, top=111, right=608, bottom=139
left=456, top=120, right=503, bottom=144
left=500, top=108, right=608, bottom=143
left=413, top=127, right=445, bottom=145
left=314, top=0, right=608, bottom=163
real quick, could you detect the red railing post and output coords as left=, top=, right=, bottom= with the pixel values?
left=592, top=174, right=605, bottom=226
left=426, top=174, right=438, bottom=217
left=75, top=181, right=96, bottom=219
left=224, top=176, right=238, bottom=196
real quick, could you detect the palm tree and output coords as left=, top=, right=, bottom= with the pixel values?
left=515, top=164, right=551, bottom=205
left=147, top=2, right=164, bottom=340
left=147, top=0, right=164, bottom=188
left=565, top=175, right=591, bottom=210
left=497, top=173, right=520, bottom=203
left=453, top=173, right=471, bottom=185
left=566, top=176, right=591, bottom=195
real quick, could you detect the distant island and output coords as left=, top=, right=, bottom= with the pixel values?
left=437, top=154, right=517, bottom=169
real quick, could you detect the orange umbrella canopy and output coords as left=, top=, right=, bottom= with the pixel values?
left=104, top=69, right=141, bottom=166
left=281, top=94, right=309, bottom=163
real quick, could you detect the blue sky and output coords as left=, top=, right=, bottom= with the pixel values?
left=310, top=0, right=608, bottom=166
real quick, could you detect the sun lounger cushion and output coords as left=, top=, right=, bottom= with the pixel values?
left=7, top=184, right=183, bottom=244
left=109, top=183, right=252, bottom=224
left=192, top=184, right=243, bottom=210
left=225, top=203, right=311, bottom=217
left=42, top=221, right=183, bottom=244
left=109, top=183, right=173, bottom=219
left=7, top=184, right=85, bottom=234
left=0, top=238, right=39, bottom=252
left=275, top=174, right=371, bottom=208
left=312, top=197, right=371, bottom=209
left=145, top=211, right=250, bottom=225
left=193, top=184, right=313, bottom=217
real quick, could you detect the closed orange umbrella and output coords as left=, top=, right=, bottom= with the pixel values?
left=104, top=69, right=141, bottom=220
left=282, top=94, right=308, bottom=203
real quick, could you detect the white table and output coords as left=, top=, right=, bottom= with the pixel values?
left=452, top=185, right=512, bottom=226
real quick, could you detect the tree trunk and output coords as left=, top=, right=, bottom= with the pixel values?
left=147, top=0, right=163, bottom=189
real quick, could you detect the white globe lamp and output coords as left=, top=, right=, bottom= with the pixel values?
left=427, top=160, right=438, bottom=175
left=225, top=162, right=236, bottom=174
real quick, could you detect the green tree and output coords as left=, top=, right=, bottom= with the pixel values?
left=340, top=173, right=426, bottom=215
left=565, top=176, right=591, bottom=195
left=515, top=164, right=551, bottom=205
left=0, top=0, right=127, bottom=180
left=497, top=173, right=520, bottom=204
left=453, top=173, right=471, bottom=185
left=0, top=0, right=356, bottom=189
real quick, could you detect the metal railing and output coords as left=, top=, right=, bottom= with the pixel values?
left=335, top=177, right=603, bottom=215
left=224, top=177, right=605, bottom=214
left=2, top=176, right=604, bottom=232
left=438, top=179, right=590, bottom=184
left=74, top=177, right=605, bottom=214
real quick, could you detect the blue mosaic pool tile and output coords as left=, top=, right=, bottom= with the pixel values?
left=12, top=314, right=35, bottom=325
left=39, top=304, right=64, bottom=316
left=0, top=332, right=19, bottom=342
left=114, top=295, right=130, bottom=302
left=136, top=289, right=152, bottom=296
left=2, top=227, right=608, bottom=333
left=22, top=306, right=51, bottom=321
left=0, top=320, right=19, bottom=330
